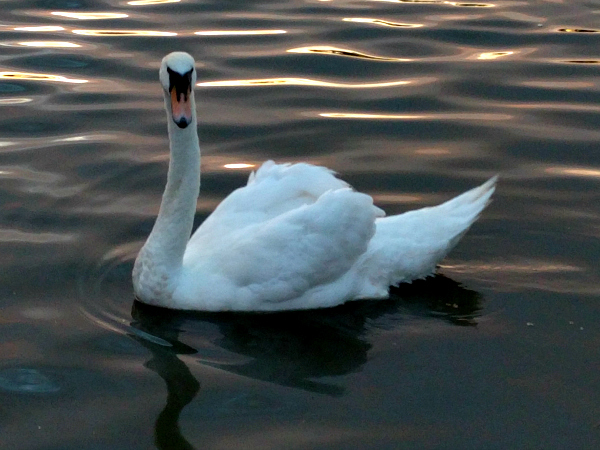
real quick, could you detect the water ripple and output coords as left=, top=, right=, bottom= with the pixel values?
left=288, top=46, right=411, bottom=61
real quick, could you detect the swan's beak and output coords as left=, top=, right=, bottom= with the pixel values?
left=167, top=67, right=194, bottom=129
left=170, top=86, right=192, bottom=129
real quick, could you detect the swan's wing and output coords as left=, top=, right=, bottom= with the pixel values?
left=188, top=161, right=350, bottom=246
left=183, top=187, right=384, bottom=305
left=356, top=176, right=497, bottom=293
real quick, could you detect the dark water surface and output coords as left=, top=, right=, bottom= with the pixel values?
left=1, top=0, right=599, bottom=448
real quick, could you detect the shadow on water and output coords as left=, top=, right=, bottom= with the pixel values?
left=128, top=275, right=482, bottom=450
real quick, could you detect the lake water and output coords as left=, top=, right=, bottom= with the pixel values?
left=1, top=0, right=599, bottom=448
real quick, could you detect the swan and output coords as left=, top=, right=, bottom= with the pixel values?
left=132, top=51, right=497, bottom=312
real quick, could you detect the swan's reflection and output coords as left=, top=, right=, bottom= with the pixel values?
left=129, top=274, right=482, bottom=449
left=129, top=313, right=199, bottom=450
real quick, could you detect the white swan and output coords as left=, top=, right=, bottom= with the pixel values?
left=132, top=52, right=497, bottom=312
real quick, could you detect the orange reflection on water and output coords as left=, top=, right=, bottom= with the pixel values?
left=558, top=28, right=599, bottom=33
left=477, top=51, right=514, bottom=60
left=564, top=60, right=600, bottom=64
left=0, top=72, right=87, bottom=84
left=18, top=41, right=80, bottom=48
left=198, top=77, right=411, bottom=89
left=51, top=12, right=129, bottom=20
left=320, top=112, right=511, bottom=120
left=128, top=0, right=180, bottom=4
left=72, top=30, right=176, bottom=36
left=288, top=46, right=410, bottom=61
left=13, top=26, right=65, bottom=32
left=343, top=18, right=423, bottom=28
left=195, top=30, right=286, bottom=36
left=546, top=167, right=600, bottom=179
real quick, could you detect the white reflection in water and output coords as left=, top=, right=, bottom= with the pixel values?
left=128, top=0, right=180, bottom=4
left=477, top=51, right=514, bottom=60
left=199, top=77, right=411, bottom=89
left=224, top=163, right=256, bottom=169
left=50, top=12, right=129, bottom=20
left=0, top=98, right=32, bottom=105
left=0, top=72, right=87, bottom=84
left=320, top=112, right=512, bottom=120
left=13, top=26, right=65, bottom=32
left=72, top=30, right=177, bottom=36
left=17, top=41, right=81, bottom=48
left=195, top=30, right=286, bottom=36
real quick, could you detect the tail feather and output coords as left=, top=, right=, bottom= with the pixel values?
left=355, top=176, right=497, bottom=296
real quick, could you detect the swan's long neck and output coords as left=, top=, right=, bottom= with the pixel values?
left=133, top=93, right=200, bottom=297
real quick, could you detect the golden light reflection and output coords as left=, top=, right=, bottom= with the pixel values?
left=320, top=112, right=511, bottom=120
left=198, top=77, right=411, bottom=89
left=343, top=18, right=423, bottom=28
left=195, top=30, right=286, bottom=36
left=564, top=60, right=600, bottom=64
left=51, top=12, right=129, bottom=20
left=18, top=41, right=81, bottom=48
left=546, top=167, right=600, bottom=179
left=558, top=28, right=599, bottom=33
left=288, top=46, right=410, bottom=61
left=128, top=0, right=180, bottom=4
left=13, top=26, right=65, bottom=32
left=0, top=72, right=87, bottom=84
left=477, top=51, right=514, bottom=60
left=72, top=30, right=176, bottom=36
left=224, top=163, right=256, bottom=169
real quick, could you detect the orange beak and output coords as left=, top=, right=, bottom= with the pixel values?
left=170, top=86, right=192, bottom=128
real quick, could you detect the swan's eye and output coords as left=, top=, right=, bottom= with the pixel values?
left=167, top=67, right=193, bottom=97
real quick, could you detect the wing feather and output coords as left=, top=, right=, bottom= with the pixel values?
left=184, top=187, right=382, bottom=304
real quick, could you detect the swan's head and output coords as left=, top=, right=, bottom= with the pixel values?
left=159, top=52, right=197, bottom=129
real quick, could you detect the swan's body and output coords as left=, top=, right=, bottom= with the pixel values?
left=133, top=52, right=497, bottom=312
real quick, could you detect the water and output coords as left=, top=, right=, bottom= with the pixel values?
left=1, top=0, right=599, bottom=448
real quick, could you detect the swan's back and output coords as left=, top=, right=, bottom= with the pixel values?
left=187, top=161, right=350, bottom=245
left=178, top=162, right=385, bottom=310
